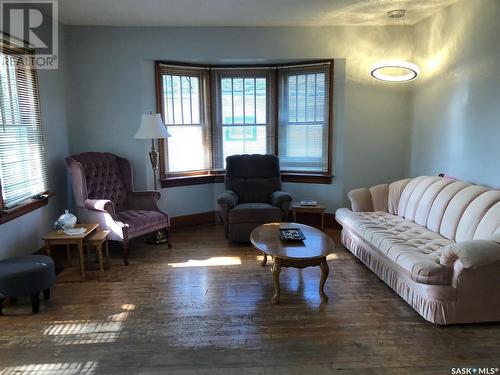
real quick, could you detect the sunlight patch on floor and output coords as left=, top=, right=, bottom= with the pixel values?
left=40, top=305, right=134, bottom=345
left=168, top=256, right=241, bottom=268
left=0, top=361, right=97, bottom=375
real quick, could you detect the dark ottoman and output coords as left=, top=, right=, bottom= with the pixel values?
left=0, top=255, right=56, bottom=314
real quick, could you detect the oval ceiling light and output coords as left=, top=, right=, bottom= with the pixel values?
left=370, top=61, right=420, bottom=83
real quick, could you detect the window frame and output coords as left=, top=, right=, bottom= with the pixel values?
left=211, top=68, right=276, bottom=171
left=277, top=63, right=333, bottom=176
left=155, top=60, right=334, bottom=188
left=0, top=39, right=52, bottom=224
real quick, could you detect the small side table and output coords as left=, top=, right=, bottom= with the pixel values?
left=291, top=203, right=326, bottom=230
left=43, top=224, right=99, bottom=281
left=84, top=229, right=110, bottom=272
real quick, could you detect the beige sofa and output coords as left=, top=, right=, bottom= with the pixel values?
left=336, top=176, right=500, bottom=324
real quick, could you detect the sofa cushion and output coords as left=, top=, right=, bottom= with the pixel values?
left=336, top=208, right=453, bottom=285
left=229, top=203, right=282, bottom=224
left=117, top=210, right=169, bottom=233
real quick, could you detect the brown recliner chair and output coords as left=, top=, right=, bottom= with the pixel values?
left=217, top=154, right=292, bottom=242
left=66, top=152, right=171, bottom=265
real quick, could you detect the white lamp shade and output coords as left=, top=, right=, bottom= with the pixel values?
left=134, top=113, right=171, bottom=139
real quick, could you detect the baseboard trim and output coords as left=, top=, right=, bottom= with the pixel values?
left=170, top=210, right=340, bottom=230
left=170, top=211, right=219, bottom=229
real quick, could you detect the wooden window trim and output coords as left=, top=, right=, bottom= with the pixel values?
left=156, top=60, right=334, bottom=188
left=160, top=172, right=332, bottom=188
left=0, top=192, right=54, bottom=225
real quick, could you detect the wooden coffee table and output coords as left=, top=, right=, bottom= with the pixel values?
left=250, top=223, right=335, bottom=304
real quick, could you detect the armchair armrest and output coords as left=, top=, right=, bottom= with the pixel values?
left=270, top=191, right=292, bottom=211
left=348, top=188, right=374, bottom=212
left=217, top=190, right=238, bottom=209
left=440, top=240, right=500, bottom=269
left=84, top=199, right=118, bottom=219
left=128, top=191, right=161, bottom=211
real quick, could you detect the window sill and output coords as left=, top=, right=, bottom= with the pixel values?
left=0, top=192, right=54, bottom=225
left=160, top=172, right=332, bottom=187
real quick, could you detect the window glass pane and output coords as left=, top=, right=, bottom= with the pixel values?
left=162, top=74, right=201, bottom=125
left=244, top=78, right=255, bottom=124
left=288, top=75, right=296, bottom=123
left=222, top=125, right=266, bottom=166
left=315, top=73, right=325, bottom=122
left=255, top=78, right=266, bottom=124
left=221, top=78, right=233, bottom=124
left=181, top=76, right=192, bottom=124
left=296, top=75, right=306, bottom=122
left=191, top=76, right=200, bottom=124
left=167, top=126, right=206, bottom=172
left=232, top=78, right=244, bottom=124
left=306, top=74, right=316, bottom=122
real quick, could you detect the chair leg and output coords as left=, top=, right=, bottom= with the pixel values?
left=123, top=241, right=129, bottom=266
left=43, top=289, right=51, bottom=301
left=0, top=294, right=4, bottom=316
left=31, top=294, right=40, bottom=314
left=166, top=228, right=172, bottom=248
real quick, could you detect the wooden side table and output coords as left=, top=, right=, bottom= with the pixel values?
left=43, top=224, right=99, bottom=281
left=291, top=203, right=326, bottom=230
left=84, top=229, right=110, bottom=272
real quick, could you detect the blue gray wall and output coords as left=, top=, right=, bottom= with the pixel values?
left=65, top=26, right=413, bottom=217
left=0, top=26, right=70, bottom=258
left=410, top=0, right=500, bottom=188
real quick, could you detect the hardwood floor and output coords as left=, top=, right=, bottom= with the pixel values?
left=0, top=224, right=499, bottom=374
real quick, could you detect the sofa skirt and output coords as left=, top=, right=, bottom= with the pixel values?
left=341, top=228, right=460, bottom=325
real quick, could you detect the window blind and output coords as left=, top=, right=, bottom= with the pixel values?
left=0, top=43, right=48, bottom=209
left=278, top=64, right=330, bottom=173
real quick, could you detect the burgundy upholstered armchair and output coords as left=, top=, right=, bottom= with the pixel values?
left=66, top=152, right=171, bottom=265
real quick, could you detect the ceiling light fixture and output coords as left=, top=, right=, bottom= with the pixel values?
left=370, top=9, right=420, bottom=83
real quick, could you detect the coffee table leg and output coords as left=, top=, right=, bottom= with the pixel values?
left=319, top=257, right=329, bottom=303
left=261, top=252, right=267, bottom=266
left=271, top=258, right=281, bottom=304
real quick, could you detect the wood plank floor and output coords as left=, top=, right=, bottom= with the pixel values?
left=0, top=224, right=499, bottom=375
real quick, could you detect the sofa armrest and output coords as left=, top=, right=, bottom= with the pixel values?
left=270, top=191, right=292, bottom=212
left=84, top=199, right=118, bottom=219
left=348, top=188, right=374, bottom=212
left=128, top=191, right=161, bottom=211
left=440, top=240, right=500, bottom=269
left=217, top=190, right=238, bottom=209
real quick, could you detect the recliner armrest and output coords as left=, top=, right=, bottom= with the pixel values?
left=217, top=190, right=238, bottom=209
left=270, top=191, right=292, bottom=211
left=128, top=191, right=161, bottom=211
left=84, top=199, right=118, bottom=219
left=348, top=188, right=374, bottom=212
left=440, top=240, right=500, bottom=269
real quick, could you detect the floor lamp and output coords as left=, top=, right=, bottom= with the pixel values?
left=134, top=113, right=171, bottom=243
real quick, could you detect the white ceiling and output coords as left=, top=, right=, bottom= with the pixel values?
left=58, top=0, right=460, bottom=27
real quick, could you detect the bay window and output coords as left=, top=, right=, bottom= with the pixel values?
left=156, top=61, right=333, bottom=187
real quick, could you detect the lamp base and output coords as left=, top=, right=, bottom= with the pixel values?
left=146, top=230, right=168, bottom=245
